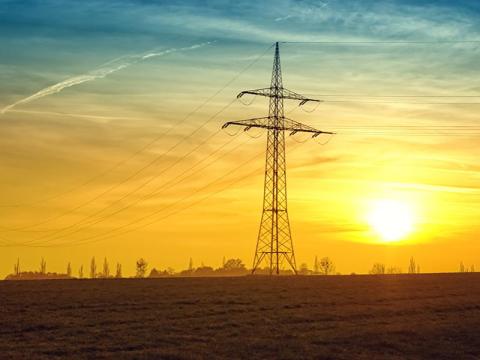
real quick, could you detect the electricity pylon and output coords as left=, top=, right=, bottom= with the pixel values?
left=222, top=42, right=334, bottom=275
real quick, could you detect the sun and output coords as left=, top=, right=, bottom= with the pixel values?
left=366, top=199, right=414, bottom=242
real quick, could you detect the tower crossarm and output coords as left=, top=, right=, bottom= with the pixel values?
left=282, top=89, right=322, bottom=105
left=237, top=88, right=272, bottom=99
left=222, top=116, right=335, bottom=138
left=283, top=117, right=335, bottom=137
left=237, top=87, right=322, bottom=106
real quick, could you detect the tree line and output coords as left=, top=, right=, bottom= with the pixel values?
left=368, top=257, right=475, bottom=275
left=5, top=257, right=250, bottom=280
left=4, top=255, right=477, bottom=280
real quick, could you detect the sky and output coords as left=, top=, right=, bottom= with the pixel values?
left=1, top=0, right=480, bottom=277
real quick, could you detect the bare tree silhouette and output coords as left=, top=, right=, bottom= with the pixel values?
left=40, top=258, right=47, bottom=275
left=90, top=257, right=97, bottom=279
left=319, top=257, right=335, bottom=275
left=136, top=258, right=148, bottom=278
left=13, top=258, right=20, bottom=276
left=78, top=265, right=84, bottom=279
left=408, top=257, right=416, bottom=274
left=67, top=262, right=72, bottom=277
left=116, top=263, right=122, bottom=278
left=370, top=263, right=386, bottom=275
left=387, top=266, right=402, bottom=274
left=102, top=257, right=110, bottom=278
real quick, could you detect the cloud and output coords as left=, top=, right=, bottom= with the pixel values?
left=274, top=15, right=293, bottom=22
left=274, top=1, right=329, bottom=22
left=389, top=182, right=480, bottom=195
left=1, top=42, right=212, bottom=115
left=9, top=109, right=140, bottom=122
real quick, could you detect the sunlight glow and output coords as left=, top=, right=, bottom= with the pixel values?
left=367, top=199, right=414, bottom=242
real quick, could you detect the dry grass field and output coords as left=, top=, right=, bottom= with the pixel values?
left=0, top=274, right=479, bottom=359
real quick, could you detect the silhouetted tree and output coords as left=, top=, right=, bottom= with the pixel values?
left=188, top=258, right=194, bottom=272
left=471, top=265, right=475, bottom=273
left=222, top=256, right=226, bottom=267
left=136, top=258, right=148, bottom=278
left=102, top=257, right=110, bottom=278
left=408, top=257, right=416, bottom=274
left=214, top=258, right=248, bottom=276
left=67, top=262, right=72, bottom=277
left=90, top=257, right=96, bottom=279
left=319, top=257, right=335, bottom=275
left=78, top=265, right=84, bottom=279
left=460, top=261, right=465, bottom=273
left=298, top=263, right=311, bottom=275
left=115, top=263, right=122, bottom=278
left=40, top=258, right=47, bottom=275
left=370, top=263, right=386, bottom=275
left=13, top=258, right=20, bottom=276
left=223, top=258, right=246, bottom=271
left=387, top=266, right=402, bottom=274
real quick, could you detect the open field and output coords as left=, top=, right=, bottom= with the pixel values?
left=0, top=274, right=479, bottom=359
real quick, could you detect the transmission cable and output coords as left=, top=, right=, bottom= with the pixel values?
left=16, top=140, right=308, bottom=248
left=0, top=101, right=232, bottom=233
left=281, top=40, right=480, bottom=45
left=0, top=45, right=274, bottom=232
left=0, top=42, right=273, bottom=213
left=4, top=145, right=266, bottom=247
left=19, top=132, right=251, bottom=245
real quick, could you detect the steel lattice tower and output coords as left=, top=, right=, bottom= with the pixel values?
left=223, top=42, right=333, bottom=275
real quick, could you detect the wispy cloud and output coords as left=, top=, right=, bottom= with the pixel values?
left=1, top=42, right=212, bottom=115
left=274, top=1, right=329, bottom=22
left=390, top=182, right=480, bottom=195
left=9, top=109, right=141, bottom=122
left=274, top=15, right=293, bottom=22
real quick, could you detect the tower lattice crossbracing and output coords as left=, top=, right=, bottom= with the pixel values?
left=222, top=42, right=333, bottom=275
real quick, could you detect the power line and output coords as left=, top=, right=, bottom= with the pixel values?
left=18, top=131, right=251, bottom=245
left=304, top=94, right=480, bottom=98
left=281, top=40, right=480, bottom=44
left=317, top=125, right=480, bottom=128
left=322, top=100, right=480, bottom=105
left=0, top=44, right=274, bottom=232
left=7, top=140, right=307, bottom=248
left=0, top=107, right=230, bottom=233
left=0, top=43, right=274, bottom=210
left=5, top=40, right=480, bottom=249
left=2, top=143, right=270, bottom=247
left=338, top=132, right=480, bottom=137
left=6, top=130, right=242, bottom=235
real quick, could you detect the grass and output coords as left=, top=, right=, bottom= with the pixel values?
left=0, top=274, right=479, bottom=359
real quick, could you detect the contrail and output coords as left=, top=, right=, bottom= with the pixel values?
left=1, top=42, right=212, bottom=115
left=9, top=109, right=142, bottom=122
